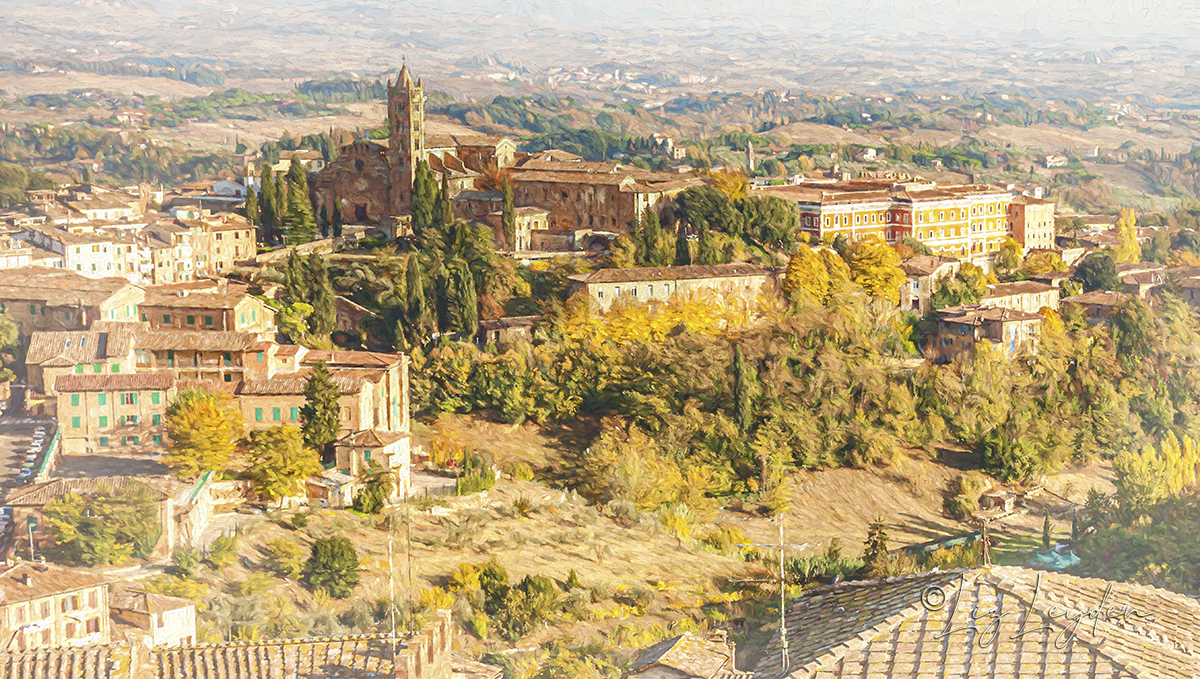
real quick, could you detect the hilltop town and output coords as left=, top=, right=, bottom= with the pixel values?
left=0, top=61, right=1200, bottom=679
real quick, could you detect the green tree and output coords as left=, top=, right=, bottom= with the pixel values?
left=259, top=166, right=277, bottom=241
left=674, top=232, right=692, bottom=266
left=282, top=158, right=318, bottom=244
left=405, top=255, right=435, bottom=347
left=1075, top=251, right=1121, bottom=292
left=605, top=235, right=638, bottom=268
left=862, top=517, right=890, bottom=578
left=434, top=171, right=453, bottom=228
left=501, top=178, right=516, bottom=250
left=634, top=208, right=672, bottom=267
left=695, top=226, right=722, bottom=265
left=976, top=426, right=1039, bottom=485
left=438, top=259, right=478, bottom=335
left=1112, top=298, right=1155, bottom=362
left=246, top=427, right=322, bottom=507
left=412, top=160, right=437, bottom=236
left=43, top=483, right=163, bottom=566
left=673, top=185, right=743, bottom=236
left=1042, top=513, right=1052, bottom=551
left=284, top=248, right=306, bottom=304
left=306, top=253, right=336, bottom=337
left=330, top=192, right=343, bottom=238
left=731, top=344, right=758, bottom=432
left=164, top=388, right=244, bottom=479
left=300, top=361, right=341, bottom=454
left=995, top=237, right=1023, bottom=274
left=352, top=465, right=394, bottom=515
left=244, top=186, right=260, bottom=228
left=306, top=536, right=361, bottom=598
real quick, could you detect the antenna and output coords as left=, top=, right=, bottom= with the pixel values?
left=721, top=513, right=815, bottom=675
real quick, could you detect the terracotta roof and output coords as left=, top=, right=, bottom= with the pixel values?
left=900, top=255, right=959, bottom=277
left=1115, top=262, right=1165, bottom=275
left=111, top=589, right=194, bottom=616
left=425, top=133, right=505, bottom=149
left=0, top=266, right=138, bottom=307
left=0, top=563, right=112, bottom=604
left=569, top=263, right=772, bottom=285
left=7, top=476, right=176, bottom=506
left=301, top=350, right=402, bottom=369
left=141, top=288, right=255, bottom=310
left=54, top=372, right=175, bottom=392
left=337, top=429, right=408, bottom=448
left=629, top=632, right=743, bottom=678
left=1011, top=194, right=1054, bottom=205
left=479, top=315, right=540, bottom=330
left=133, top=329, right=261, bottom=352
left=984, top=281, right=1057, bottom=298
left=1062, top=290, right=1132, bottom=307
left=237, top=370, right=376, bottom=396
left=936, top=304, right=1042, bottom=324
left=752, top=566, right=1200, bottom=679
left=25, top=325, right=137, bottom=366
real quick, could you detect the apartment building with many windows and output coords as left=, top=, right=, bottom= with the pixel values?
left=0, top=563, right=111, bottom=651
left=54, top=372, right=176, bottom=454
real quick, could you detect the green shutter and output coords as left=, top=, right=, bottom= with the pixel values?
left=151, top=392, right=160, bottom=405
left=98, top=394, right=106, bottom=406
left=98, top=416, right=107, bottom=428
left=163, top=314, right=170, bottom=324
left=205, top=316, right=213, bottom=326
left=255, top=408, right=262, bottom=422
left=152, top=414, right=161, bottom=426
left=71, top=417, right=80, bottom=429
left=153, top=435, right=162, bottom=445
left=272, top=407, right=280, bottom=421
left=99, top=437, right=108, bottom=447
left=131, top=393, right=138, bottom=405
left=186, top=315, right=194, bottom=325
left=290, top=407, right=298, bottom=421
left=93, top=364, right=101, bottom=373
left=112, top=364, right=120, bottom=373
left=75, top=365, right=83, bottom=374
left=71, top=394, right=79, bottom=406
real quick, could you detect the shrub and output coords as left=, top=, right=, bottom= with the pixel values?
left=456, top=453, right=496, bottom=495
left=469, top=612, right=489, bottom=639
left=447, top=562, right=482, bottom=593
left=143, top=576, right=209, bottom=609
left=506, top=461, right=535, bottom=481
left=306, top=536, right=360, bottom=599
left=291, top=512, right=310, bottom=529
left=236, top=572, right=276, bottom=597
left=171, top=548, right=200, bottom=578
left=947, top=474, right=987, bottom=520
left=263, top=536, right=306, bottom=579
left=512, top=495, right=535, bottom=517
left=701, top=525, right=750, bottom=558
left=419, top=587, right=455, bottom=610
left=207, top=535, right=239, bottom=570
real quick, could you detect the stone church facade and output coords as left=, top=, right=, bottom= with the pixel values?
left=309, top=66, right=514, bottom=227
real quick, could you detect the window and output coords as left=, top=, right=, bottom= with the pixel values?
left=87, top=618, right=99, bottom=634
left=240, top=312, right=245, bottom=325
left=252, top=310, right=257, bottom=322
left=614, top=286, right=620, bottom=297
left=224, top=374, right=232, bottom=383
left=71, top=394, right=80, bottom=407
left=255, top=407, right=263, bottom=422
left=75, top=365, right=83, bottom=374
left=257, top=352, right=264, bottom=362
left=204, top=315, right=213, bottom=326
left=365, top=450, right=372, bottom=461
left=112, top=364, right=120, bottom=373
left=152, top=435, right=162, bottom=445
left=162, top=314, right=170, bottom=324
left=130, top=436, right=139, bottom=445
left=186, top=315, right=195, bottom=325
left=290, top=407, right=299, bottom=421
left=72, top=417, right=80, bottom=429
left=99, top=437, right=108, bottom=446
left=65, top=311, right=72, bottom=321
left=98, top=416, right=107, bottom=428
left=152, top=415, right=161, bottom=426
left=123, top=415, right=139, bottom=426
left=272, top=407, right=281, bottom=421
left=911, top=280, right=919, bottom=293
left=151, top=392, right=160, bottom=405
left=93, top=363, right=102, bottom=373
left=29, top=304, right=36, bottom=314
left=98, top=394, right=106, bottom=406
left=141, top=313, right=147, bottom=322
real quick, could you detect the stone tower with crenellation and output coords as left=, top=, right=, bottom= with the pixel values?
left=386, top=64, right=426, bottom=215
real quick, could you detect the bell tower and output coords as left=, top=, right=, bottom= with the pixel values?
left=386, top=64, right=425, bottom=215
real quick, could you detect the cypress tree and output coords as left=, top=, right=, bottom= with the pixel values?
left=282, top=158, right=318, bottom=244
left=638, top=208, right=669, bottom=266
left=435, top=171, right=453, bottom=228
left=259, top=165, right=276, bottom=241
left=244, top=187, right=260, bottom=227
left=405, top=255, right=433, bottom=347
left=863, top=517, right=890, bottom=578
left=501, top=178, right=516, bottom=250
left=411, top=160, right=436, bottom=236
left=731, top=344, right=757, bottom=432
left=1042, top=513, right=1052, bottom=551
left=449, top=259, right=478, bottom=336
left=674, top=231, right=692, bottom=266
left=331, top=192, right=343, bottom=238
left=306, top=253, right=336, bottom=337
left=300, top=361, right=341, bottom=456
left=285, top=249, right=306, bottom=304
left=273, top=170, right=288, bottom=240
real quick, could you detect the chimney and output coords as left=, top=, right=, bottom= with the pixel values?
left=21, top=572, right=33, bottom=587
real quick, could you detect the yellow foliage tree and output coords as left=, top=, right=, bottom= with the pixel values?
left=707, top=169, right=749, bottom=200
left=1114, top=208, right=1140, bottom=263
left=1038, top=306, right=1065, bottom=339
left=842, top=234, right=905, bottom=304
left=781, top=244, right=830, bottom=303
left=164, top=388, right=245, bottom=479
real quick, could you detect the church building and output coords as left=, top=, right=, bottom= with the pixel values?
left=309, top=66, right=515, bottom=227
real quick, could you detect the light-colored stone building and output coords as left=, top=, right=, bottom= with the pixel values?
left=332, top=428, right=412, bottom=501
left=485, top=206, right=550, bottom=251
left=930, top=305, right=1043, bottom=362
left=139, top=282, right=275, bottom=335
left=54, top=372, right=176, bottom=453
left=0, top=562, right=111, bottom=651
left=110, top=589, right=196, bottom=647
left=568, top=263, right=775, bottom=311
left=898, top=255, right=960, bottom=316
left=0, top=267, right=143, bottom=339
left=981, top=280, right=1059, bottom=313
